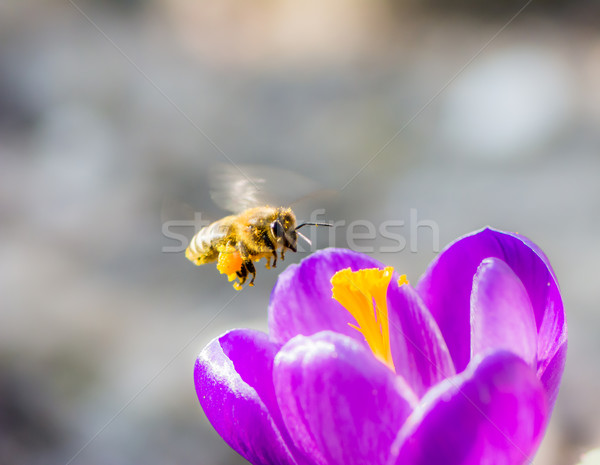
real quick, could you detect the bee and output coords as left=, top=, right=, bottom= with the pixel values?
left=185, top=165, right=331, bottom=290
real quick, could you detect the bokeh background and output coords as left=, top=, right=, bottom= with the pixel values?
left=1, top=1, right=600, bottom=464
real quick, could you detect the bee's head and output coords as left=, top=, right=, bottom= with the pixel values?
left=271, top=209, right=331, bottom=254
left=271, top=209, right=297, bottom=252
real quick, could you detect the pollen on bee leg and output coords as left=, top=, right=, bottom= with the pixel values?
left=217, top=246, right=243, bottom=278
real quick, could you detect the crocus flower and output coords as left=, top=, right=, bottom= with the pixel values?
left=194, top=227, right=566, bottom=465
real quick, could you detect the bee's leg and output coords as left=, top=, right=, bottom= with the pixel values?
left=258, top=235, right=277, bottom=269
left=236, top=263, right=248, bottom=286
left=244, top=260, right=257, bottom=287
left=238, top=242, right=251, bottom=262
left=280, top=248, right=286, bottom=262
left=271, top=251, right=277, bottom=268
left=264, top=247, right=277, bottom=269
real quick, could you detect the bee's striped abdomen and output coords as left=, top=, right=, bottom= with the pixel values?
left=185, top=216, right=235, bottom=265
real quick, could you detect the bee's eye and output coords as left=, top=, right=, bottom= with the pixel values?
left=271, top=220, right=285, bottom=239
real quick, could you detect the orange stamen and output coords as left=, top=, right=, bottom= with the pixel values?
left=331, top=267, right=396, bottom=372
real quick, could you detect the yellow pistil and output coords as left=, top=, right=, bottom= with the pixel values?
left=331, top=267, right=396, bottom=372
left=216, top=245, right=243, bottom=289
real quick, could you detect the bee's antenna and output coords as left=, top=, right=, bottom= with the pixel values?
left=295, top=222, right=332, bottom=230
left=296, top=231, right=312, bottom=246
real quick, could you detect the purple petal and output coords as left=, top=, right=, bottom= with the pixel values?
left=511, top=233, right=568, bottom=381
left=274, top=331, right=417, bottom=465
left=387, top=282, right=456, bottom=397
left=391, top=351, right=548, bottom=465
left=194, top=329, right=304, bottom=465
left=471, top=258, right=537, bottom=366
left=268, top=248, right=384, bottom=346
left=417, top=227, right=567, bottom=392
left=539, top=341, right=567, bottom=411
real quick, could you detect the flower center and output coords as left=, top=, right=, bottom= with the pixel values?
left=332, top=267, right=407, bottom=372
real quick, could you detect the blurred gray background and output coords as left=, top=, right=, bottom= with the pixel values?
left=1, top=1, right=599, bottom=464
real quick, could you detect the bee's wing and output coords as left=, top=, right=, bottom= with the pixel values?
left=209, top=164, right=324, bottom=213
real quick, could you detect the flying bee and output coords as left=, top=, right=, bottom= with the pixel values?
left=185, top=206, right=328, bottom=290
left=184, top=165, right=332, bottom=290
